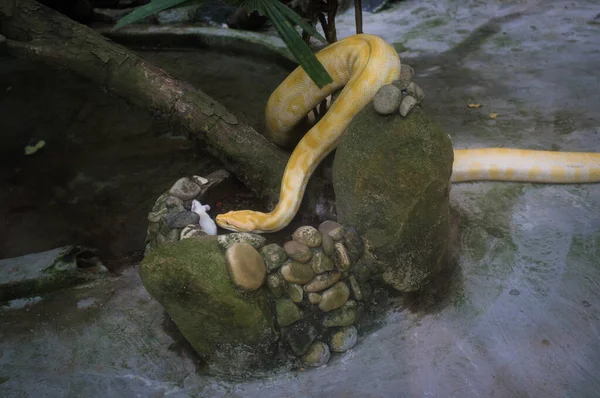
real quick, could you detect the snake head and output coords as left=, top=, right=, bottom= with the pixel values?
left=216, top=210, right=261, bottom=233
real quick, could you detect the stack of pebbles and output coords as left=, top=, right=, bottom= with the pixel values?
left=219, top=221, right=372, bottom=367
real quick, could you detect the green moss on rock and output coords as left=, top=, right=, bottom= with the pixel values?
left=332, top=105, right=453, bottom=292
left=139, top=237, right=278, bottom=372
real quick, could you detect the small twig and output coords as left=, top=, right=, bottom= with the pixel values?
left=354, top=0, right=363, bottom=34
left=326, top=0, right=338, bottom=43
left=317, top=12, right=329, bottom=41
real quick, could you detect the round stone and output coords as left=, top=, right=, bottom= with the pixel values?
left=321, top=233, right=335, bottom=256
left=261, top=243, right=287, bottom=272
left=400, top=64, right=415, bottom=81
left=323, top=300, right=357, bottom=327
left=275, top=298, right=304, bottom=327
left=180, top=224, right=208, bottom=240
left=329, top=326, right=358, bottom=352
left=391, top=64, right=415, bottom=90
left=288, top=283, right=304, bottom=303
left=318, top=281, right=350, bottom=312
left=281, top=260, right=315, bottom=284
left=267, top=273, right=286, bottom=298
left=318, top=220, right=344, bottom=240
left=348, top=275, right=363, bottom=301
left=399, top=95, right=419, bottom=117
left=165, top=195, right=184, bottom=209
left=373, top=84, right=402, bottom=115
left=283, top=240, right=312, bottom=263
left=406, top=81, right=425, bottom=101
left=304, top=271, right=341, bottom=293
left=308, top=293, right=321, bottom=304
left=169, top=177, right=201, bottom=201
left=342, top=225, right=364, bottom=257
left=225, top=243, right=266, bottom=291
left=333, top=242, right=351, bottom=271
left=292, top=226, right=322, bottom=248
left=167, top=210, right=200, bottom=229
left=301, top=341, right=331, bottom=367
left=218, top=232, right=266, bottom=250
left=309, top=251, right=334, bottom=274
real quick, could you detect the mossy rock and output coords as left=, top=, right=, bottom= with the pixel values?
left=332, top=105, right=453, bottom=292
left=139, top=237, right=278, bottom=373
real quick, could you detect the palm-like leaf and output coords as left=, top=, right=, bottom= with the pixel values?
left=113, top=0, right=189, bottom=29
left=113, top=0, right=333, bottom=88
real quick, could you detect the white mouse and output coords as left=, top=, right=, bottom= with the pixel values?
left=191, top=200, right=218, bottom=235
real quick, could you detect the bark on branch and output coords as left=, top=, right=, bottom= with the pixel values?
left=0, top=0, right=323, bottom=209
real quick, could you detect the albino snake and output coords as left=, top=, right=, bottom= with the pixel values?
left=215, top=34, right=600, bottom=233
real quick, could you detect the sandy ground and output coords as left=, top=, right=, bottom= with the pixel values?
left=1, top=0, right=600, bottom=396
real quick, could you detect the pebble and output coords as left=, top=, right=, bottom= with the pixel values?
left=169, top=177, right=201, bottom=201
left=283, top=240, right=312, bottom=263
left=167, top=210, right=200, bottom=229
left=288, top=283, right=304, bottom=303
left=304, top=271, right=341, bottom=293
left=151, top=192, right=170, bottom=213
left=192, top=175, right=208, bottom=185
left=308, top=293, right=321, bottom=304
left=399, top=95, right=418, bottom=117
left=318, top=220, right=344, bottom=240
left=292, top=226, right=322, bottom=248
left=400, top=64, right=415, bottom=82
left=309, top=251, right=334, bottom=274
left=318, top=281, right=350, bottom=312
left=329, top=326, right=358, bottom=352
left=224, top=243, right=266, bottom=291
left=164, top=229, right=180, bottom=243
left=406, top=81, right=425, bottom=101
left=285, top=320, right=317, bottom=356
left=323, top=300, right=357, bottom=327
left=281, top=260, right=315, bottom=284
left=333, top=242, right=352, bottom=271
left=159, top=218, right=175, bottom=235
left=373, top=84, right=402, bottom=115
left=301, top=341, right=331, bottom=367
left=218, top=232, right=266, bottom=250
left=275, top=298, right=304, bottom=327
left=267, top=273, right=286, bottom=298
left=392, top=65, right=415, bottom=90
left=147, top=222, right=159, bottom=235
left=155, top=233, right=167, bottom=246
left=351, top=257, right=372, bottom=283
left=260, top=243, right=287, bottom=272
left=165, top=195, right=184, bottom=209
left=147, top=208, right=168, bottom=223
left=342, top=225, right=364, bottom=257
left=321, top=233, right=335, bottom=256
left=180, top=224, right=208, bottom=240
left=348, top=275, right=363, bottom=301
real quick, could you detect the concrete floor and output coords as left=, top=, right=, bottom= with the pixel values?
left=1, top=0, right=600, bottom=396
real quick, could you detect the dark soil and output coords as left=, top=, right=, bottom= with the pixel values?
left=0, top=48, right=292, bottom=272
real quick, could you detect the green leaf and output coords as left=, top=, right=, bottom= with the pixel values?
left=269, top=0, right=326, bottom=43
left=113, top=0, right=190, bottom=30
left=258, top=0, right=333, bottom=88
left=112, top=0, right=333, bottom=88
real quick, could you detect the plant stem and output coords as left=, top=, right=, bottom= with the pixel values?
left=354, top=0, right=363, bottom=34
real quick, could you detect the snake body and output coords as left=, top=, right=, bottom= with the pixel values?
left=215, top=34, right=600, bottom=233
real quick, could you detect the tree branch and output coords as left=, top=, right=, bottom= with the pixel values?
left=0, top=0, right=323, bottom=210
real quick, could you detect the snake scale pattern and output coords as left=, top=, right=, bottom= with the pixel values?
left=215, top=34, right=600, bottom=233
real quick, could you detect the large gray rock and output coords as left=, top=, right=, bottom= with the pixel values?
left=139, top=237, right=278, bottom=374
left=332, top=106, right=453, bottom=292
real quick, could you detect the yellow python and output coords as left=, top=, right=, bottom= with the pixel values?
left=215, top=34, right=600, bottom=233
